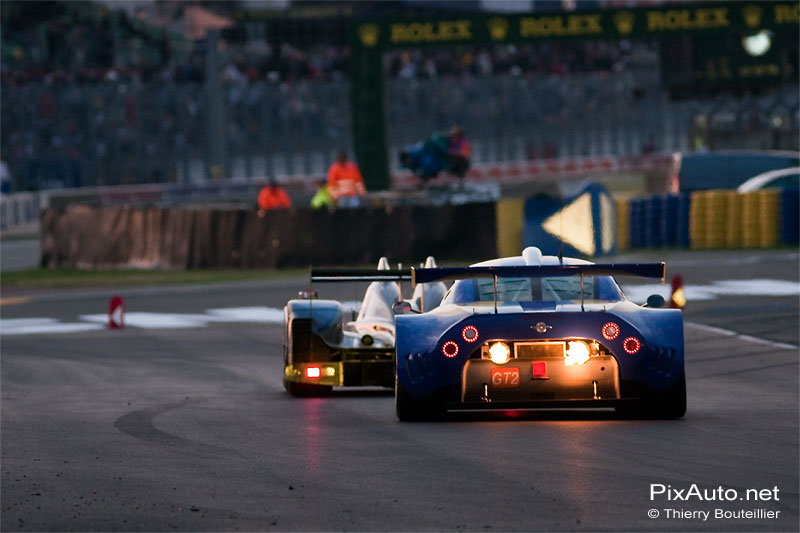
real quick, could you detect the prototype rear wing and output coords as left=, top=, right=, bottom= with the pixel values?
left=412, top=263, right=665, bottom=313
left=310, top=268, right=412, bottom=283
left=411, top=263, right=666, bottom=285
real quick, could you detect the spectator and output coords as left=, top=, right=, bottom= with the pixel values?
left=400, top=127, right=470, bottom=182
left=257, top=179, right=291, bottom=215
left=447, top=125, right=470, bottom=178
left=310, top=178, right=333, bottom=210
left=399, top=132, right=449, bottom=182
left=327, top=151, right=366, bottom=208
left=0, top=160, right=11, bottom=193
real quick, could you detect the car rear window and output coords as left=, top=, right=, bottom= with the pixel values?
left=444, top=275, right=623, bottom=304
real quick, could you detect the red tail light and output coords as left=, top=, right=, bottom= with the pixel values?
left=602, top=322, right=620, bottom=340
left=623, top=337, right=641, bottom=354
left=442, top=341, right=459, bottom=358
left=306, top=366, right=321, bottom=378
left=462, top=325, right=479, bottom=342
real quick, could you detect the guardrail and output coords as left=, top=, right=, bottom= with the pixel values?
left=0, top=192, right=41, bottom=234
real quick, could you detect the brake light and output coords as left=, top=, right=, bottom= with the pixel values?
left=462, top=325, right=479, bottom=342
left=442, top=341, right=459, bottom=358
left=532, top=361, right=548, bottom=378
left=602, top=322, right=620, bottom=340
left=488, top=342, right=511, bottom=364
left=564, top=340, right=591, bottom=366
left=623, top=337, right=641, bottom=354
left=306, top=366, right=321, bottom=378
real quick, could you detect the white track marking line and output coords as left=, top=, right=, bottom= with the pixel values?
left=205, top=307, right=285, bottom=323
left=621, top=278, right=799, bottom=304
left=686, top=321, right=798, bottom=351
left=1, top=318, right=104, bottom=335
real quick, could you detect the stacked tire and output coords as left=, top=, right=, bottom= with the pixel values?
left=704, top=190, right=729, bottom=249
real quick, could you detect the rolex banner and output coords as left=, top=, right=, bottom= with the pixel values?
left=352, top=3, right=798, bottom=49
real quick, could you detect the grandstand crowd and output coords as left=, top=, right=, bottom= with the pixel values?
left=2, top=1, right=655, bottom=87
left=1, top=1, right=796, bottom=192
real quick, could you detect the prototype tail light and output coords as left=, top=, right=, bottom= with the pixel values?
left=462, top=325, right=479, bottom=342
left=623, top=337, right=641, bottom=354
left=306, top=366, right=321, bottom=378
left=602, top=322, right=620, bottom=340
left=442, top=341, right=459, bottom=358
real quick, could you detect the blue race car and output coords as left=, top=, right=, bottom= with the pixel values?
left=394, top=247, right=686, bottom=420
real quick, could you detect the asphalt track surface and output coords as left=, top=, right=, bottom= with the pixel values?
left=1, top=249, right=798, bottom=532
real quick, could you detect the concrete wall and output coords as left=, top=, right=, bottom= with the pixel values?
left=40, top=204, right=497, bottom=269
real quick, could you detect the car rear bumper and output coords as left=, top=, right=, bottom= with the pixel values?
left=448, top=398, right=638, bottom=410
left=285, top=359, right=394, bottom=388
left=460, top=356, right=621, bottom=403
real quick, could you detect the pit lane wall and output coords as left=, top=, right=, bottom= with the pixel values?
left=40, top=204, right=497, bottom=269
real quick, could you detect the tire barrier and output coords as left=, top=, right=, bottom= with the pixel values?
left=725, top=192, right=743, bottom=248
left=741, top=192, right=761, bottom=248
left=660, top=194, right=680, bottom=248
left=676, top=193, right=691, bottom=248
left=623, top=188, right=791, bottom=251
left=704, top=190, right=729, bottom=249
left=759, top=189, right=780, bottom=248
left=40, top=204, right=497, bottom=269
left=689, top=191, right=707, bottom=249
left=629, top=198, right=645, bottom=249
left=780, top=188, right=800, bottom=245
left=615, top=198, right=629, bottom=252
left=644, top=195, right=662, bottom=248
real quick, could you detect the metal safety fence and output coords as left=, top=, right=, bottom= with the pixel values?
left=2, top=77, right=797, bottom=193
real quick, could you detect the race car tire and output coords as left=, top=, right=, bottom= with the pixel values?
left=650, top=371, right=687, bottom=419
left=616, top=372, right=686, bottom=419
left=285, top=380, right=333, bottom=397
left=395, top=378, right=444, bottom=421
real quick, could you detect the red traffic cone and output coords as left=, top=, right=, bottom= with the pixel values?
left=669, top=275, right=686, bottom=310
left=109, top=295, right=125, bottom=329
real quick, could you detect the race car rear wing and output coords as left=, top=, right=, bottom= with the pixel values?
left=411, top=263, right=665, bottom=312
left=411, top=263, right=665, bottom=285
left=310, top=268, right=412, bottom=283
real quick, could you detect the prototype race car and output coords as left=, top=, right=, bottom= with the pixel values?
left=283, top=257, right=446, bottom=396
left=394, top=247, right=686, bottom=420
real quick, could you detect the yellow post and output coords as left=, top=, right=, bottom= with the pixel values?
left=689, top=191, right=707, bottom=249
left=725, top=192, right=743, bottom=248
left=616, top=197, right=630, bottom=252
left=496, top=198, right=525, bottom=258
left=741, top=192, right=761, bottom=248
left=759, top=189, right=780, bottom=248
left=705, top=190, right=728, bottom=249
